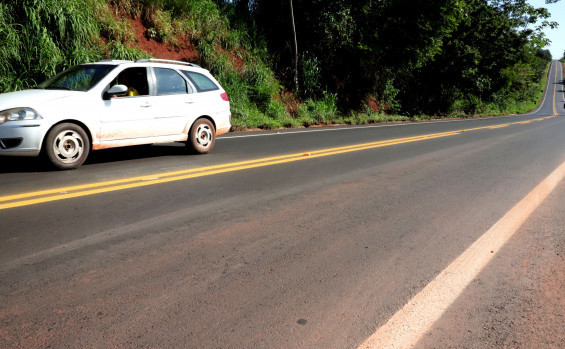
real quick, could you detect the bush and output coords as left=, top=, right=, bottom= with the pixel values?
left=296, top=92, right=339, bottom=124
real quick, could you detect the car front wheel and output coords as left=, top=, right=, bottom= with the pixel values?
left=44, top=123, right=90, bottom=170
left=187, top=118, right=215, bottom=154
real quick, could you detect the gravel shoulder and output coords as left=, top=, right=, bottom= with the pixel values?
left=416, top=180, right=565, bottom=348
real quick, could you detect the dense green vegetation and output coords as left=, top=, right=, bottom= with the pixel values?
left=0, top=0, right=557, bottom=129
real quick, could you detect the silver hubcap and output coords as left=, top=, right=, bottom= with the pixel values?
left=195, top=124, right=213, bottom=149
left=53, top=130, right=84, bottom=163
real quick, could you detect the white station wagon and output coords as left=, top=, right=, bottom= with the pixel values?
left=0, top=59, right=231, bottom=169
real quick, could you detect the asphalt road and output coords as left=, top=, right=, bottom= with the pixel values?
left=1, top=61, right=564, bottom=348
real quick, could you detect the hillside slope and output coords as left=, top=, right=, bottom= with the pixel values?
left=0, top=0, right=552, bottom=129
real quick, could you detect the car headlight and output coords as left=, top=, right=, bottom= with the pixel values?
left=0, top=107, right=43, bottom=125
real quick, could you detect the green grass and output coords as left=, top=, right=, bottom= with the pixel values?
left=0, top=0, right=551, bottom=130
left=0, top=0, right=151, bottom=91
left=451, top=62, right=550, bottom=118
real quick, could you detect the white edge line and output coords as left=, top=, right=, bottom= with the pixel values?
left=359, top=155, right=565, bottom=349
left=556, top=61, right=565, bottom=109
left=220, top=62, right=556, bottom=140
left=523, top=60, right=554, bottom=116
left=218, top=115, right=513, bottom=140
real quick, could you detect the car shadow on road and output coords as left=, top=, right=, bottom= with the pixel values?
left=0, top=156, right=51, bottom=173
left=85, top=143, right=189, bottom=165
left=0, top=143, right=191, bottom=173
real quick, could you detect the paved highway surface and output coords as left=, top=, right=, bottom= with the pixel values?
left=1, top=61, right=564, bottom=348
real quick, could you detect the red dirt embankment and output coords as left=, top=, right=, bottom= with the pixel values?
left=127, top=16, right=199, bottom=62
left=106, top=3, right=199, bottom=63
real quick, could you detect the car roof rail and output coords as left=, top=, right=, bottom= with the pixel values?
left=95, top=60, right=131, bottom=63
left=135, top=58, right=201, bottom=68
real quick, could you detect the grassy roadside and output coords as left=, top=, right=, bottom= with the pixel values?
left=279, top=61, right=552, bottom=129
left=234, top=59, right=552, bottom=130
left=0, top=0, right=552, bottom=132
left=470, top=62, right=551, bottom=117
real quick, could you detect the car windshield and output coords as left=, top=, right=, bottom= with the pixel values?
left=36, top=64, right=117, bottom=92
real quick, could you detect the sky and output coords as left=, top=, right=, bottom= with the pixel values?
left=527, top=0, right=565, bottom=59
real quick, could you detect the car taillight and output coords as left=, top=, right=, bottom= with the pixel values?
left=220, top=92, right=229, bottom=101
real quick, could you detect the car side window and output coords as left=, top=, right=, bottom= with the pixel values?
left=112, top=67, right=149, bottom=97
left=181, top=71, right=219, bottom=93
left=154, top=68, right=188, bottom=96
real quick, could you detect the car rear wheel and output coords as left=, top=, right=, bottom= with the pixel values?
left=44, top=123, right=90, bottom=170
left=187, top=118, right=215, bottom=154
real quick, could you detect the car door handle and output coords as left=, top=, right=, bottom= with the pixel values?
left=140, top=103, right=152, bottom=108
left=185, top=100, right=195, bottom=104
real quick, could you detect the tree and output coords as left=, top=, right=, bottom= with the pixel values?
left=244, top=0, right=556, bottom=114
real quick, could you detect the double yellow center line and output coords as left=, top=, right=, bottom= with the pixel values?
left=0, top=115, right=557, bottom=210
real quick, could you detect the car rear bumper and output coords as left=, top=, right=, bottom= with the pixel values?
left=214, top=110, right=231, bottom=136
left=216, top=125, right=230, bottom=136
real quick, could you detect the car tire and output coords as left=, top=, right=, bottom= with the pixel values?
left=187, top=118, right=215, bottom=154
left=43, top=123, right=90, bottom=170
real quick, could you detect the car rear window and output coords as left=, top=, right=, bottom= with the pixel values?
left=181, top=71, right=219, bottom=93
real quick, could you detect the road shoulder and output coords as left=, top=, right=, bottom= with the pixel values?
left=416, top=180, right=565, bottom=348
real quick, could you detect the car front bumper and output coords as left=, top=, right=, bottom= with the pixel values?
left=0, top=123, right=46, bottom=156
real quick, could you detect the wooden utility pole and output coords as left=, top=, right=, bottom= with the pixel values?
left=289, top=0, right=299, bottom=93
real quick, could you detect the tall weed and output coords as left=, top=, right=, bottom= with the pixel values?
left=0, top=0, right=102, bottom=92
left=296, top=92, right=339, bottom=124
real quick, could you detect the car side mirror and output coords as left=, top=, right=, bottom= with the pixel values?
left=103, top=84, right=128, bottom=99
